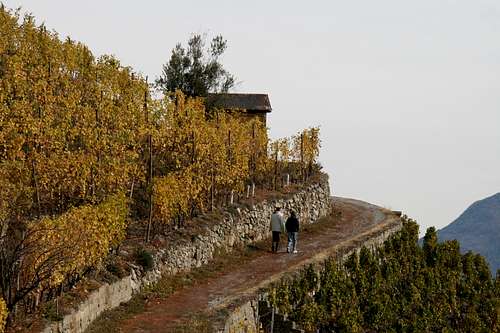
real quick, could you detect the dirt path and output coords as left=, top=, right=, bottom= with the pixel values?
left=115, top=197, right=400, bottom=332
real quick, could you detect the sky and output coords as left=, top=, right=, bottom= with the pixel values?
left=3, top=0, right=500, bottom=234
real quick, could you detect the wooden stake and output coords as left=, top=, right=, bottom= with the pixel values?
left=274, top=149, right=278, bottom=190
left=211, top=171, right=215, bottom=211
left=32, top=159, right=41, bottom=218
left=251, top=123, right=256, bottom=180
left=129, top=178, right=135, bottom=200
left=227, top=130, right=231, bottom=161
left=270, top=307, right=275, bottom=332
left=144, top=79, right=154, bottom=243
left=300, top=133, right=304, bottom=182
left=146, top=133, right=153, bottom=243
left=144, top=76, right=149, bottom=123
left=191, top=131, right=195, bottom=163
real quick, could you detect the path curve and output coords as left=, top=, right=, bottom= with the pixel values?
left=115, top=197, right=401, bottom=332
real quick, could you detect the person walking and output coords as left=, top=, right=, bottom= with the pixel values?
left=285, top=211, right=300, bottom=253
left=270, top=206, right=285, bottom=253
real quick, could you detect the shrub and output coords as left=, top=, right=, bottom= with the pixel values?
left=41, top=300, right=63, bottom=322
left=136, top=248, right=154, bottom=271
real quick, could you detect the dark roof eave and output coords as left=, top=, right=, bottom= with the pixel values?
left=245, top=109, right=272, bottom=113
left=206, top=93, right=272, bottom=113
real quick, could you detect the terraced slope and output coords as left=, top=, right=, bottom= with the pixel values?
left=88, top=197, right=402, bottom=333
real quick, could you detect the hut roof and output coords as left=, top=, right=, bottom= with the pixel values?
left=206, top=93, right=272, bottom=113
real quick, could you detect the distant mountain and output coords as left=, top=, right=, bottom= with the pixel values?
left=438, top=193, right=500, bottom=273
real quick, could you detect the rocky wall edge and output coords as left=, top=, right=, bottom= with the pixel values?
left=217, top=215, right=403, bottom=333
left=42, top=174, right=331, bottom=333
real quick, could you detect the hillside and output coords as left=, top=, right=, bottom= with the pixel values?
left=0, top=6, right=322, bottom=332
left=438, top=192, right=500, bottom=273
left=85, top=198, right=401, bottom=333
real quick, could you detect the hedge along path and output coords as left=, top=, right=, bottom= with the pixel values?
left=108, top=198, right=402, bottom=333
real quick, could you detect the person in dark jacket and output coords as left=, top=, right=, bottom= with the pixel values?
left=285, top=211, right=300, bottom=253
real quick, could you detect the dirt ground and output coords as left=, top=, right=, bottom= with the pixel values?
left=94, top=197, right=400, bottom=333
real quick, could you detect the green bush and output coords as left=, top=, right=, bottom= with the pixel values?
left=268, top=218, right=500, bottom=332
left=136, top=248, right=154, bottom=271
left=42, top=301, right=63, bottom=322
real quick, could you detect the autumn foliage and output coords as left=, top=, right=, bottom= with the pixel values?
left=0, top=298, right=6, bottom=333
left=0, top=7, right=147, bottom=315
left=25, top=193, right=128, bottom=289
left=0, top=6, right=321, bottom=320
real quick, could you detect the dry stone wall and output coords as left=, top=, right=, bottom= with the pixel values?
left=42, top=175, right=331, bottom=333
left=142, top=175, right=331, bottom=284
left=218, top=214, right=403, bottom=333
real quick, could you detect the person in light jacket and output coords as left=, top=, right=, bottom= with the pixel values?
left=270, top=206, right=285, bottom=253
left=285, top=211, right=300, bottom=253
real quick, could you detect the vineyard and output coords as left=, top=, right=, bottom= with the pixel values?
left=0, top=7, right=321, bottom=329
left=267, top=218, right=500, bottom=332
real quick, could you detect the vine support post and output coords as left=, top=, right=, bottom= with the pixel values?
left=270, top=307, right=275, bottom=332
left=129, top=178, right=135, bottom=200
left=210, top=171, right=215, bottom=211
left=300, top=133, right=304, bottom=183
left=146, top=133, right=153, bottom=243
left=32, top=157, right=41, bottom=218
left=191, top=130, right=195, bottom=163
left=228, top=130, right=231, bottom=158
left=273, top=148, right=278, bottom=190
left=251, top=122, right=256, bottom=181
left=144, top=77, right=154, bottom=243
left=144, top=76, right=149, bottom=123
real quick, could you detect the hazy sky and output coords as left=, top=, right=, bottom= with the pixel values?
left=3, top=0, right=500, bottom=234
